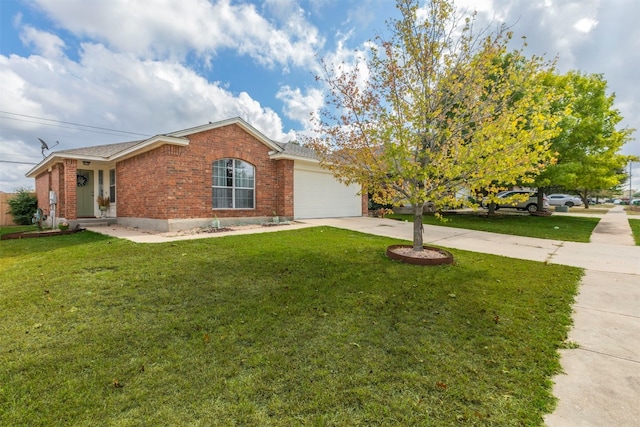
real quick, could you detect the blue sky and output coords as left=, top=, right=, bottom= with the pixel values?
left=1, top=0, right=639, bottom=193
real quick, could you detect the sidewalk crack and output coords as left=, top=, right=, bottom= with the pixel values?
left=546, top=242, right=564, bottom=263
left=576, top=347, right=640, bottom=365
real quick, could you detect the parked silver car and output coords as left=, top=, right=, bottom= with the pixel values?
left=481, top=190, right=549, bottom=213
left=547, top=194, right=583, bottom=207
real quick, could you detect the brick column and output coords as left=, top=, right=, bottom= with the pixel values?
left=35, top=172, right=51, bottom=216
left=276, top=159, right=294, bottom=217
left=62, top=159, right=78, bottom=220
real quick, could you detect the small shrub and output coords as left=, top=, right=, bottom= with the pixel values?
left=7, top=188, right=38, bottom=225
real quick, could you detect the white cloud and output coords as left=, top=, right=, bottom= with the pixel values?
left=276, top=85, right=324, bottom=129
left=0, top=138, right=42, bottom=192
left=2, top=40, right=297, bottom=140
left=0, top=60, right=49, bottom=121
left=32, top=0, right=322, bottom=71
left=573, top=17, right=598, bottom=34
left=455, top=0, right=497, bottom=15
left=19, top=26, right=66, bottom=58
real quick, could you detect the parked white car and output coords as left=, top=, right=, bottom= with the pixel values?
left=481, top=190, right=549, bottom=212
left=547, top=194, right=583, bottom=207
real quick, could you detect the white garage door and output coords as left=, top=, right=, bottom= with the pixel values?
left=294, top=164, right=362, bottom=219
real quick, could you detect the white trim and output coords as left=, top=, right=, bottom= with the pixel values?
left=269, top=152, right=320, bottom=163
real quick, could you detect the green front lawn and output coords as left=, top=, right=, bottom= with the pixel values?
left=0, top=225, right=38, bottom=235
left=387, top=213, right=600, bottom=242
left=1, top=228, right=581, bottom=426
left=629, top=219, right=640, bottom=245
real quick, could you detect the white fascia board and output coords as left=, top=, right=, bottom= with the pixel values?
left=269, top=152, right=320, bottom=163
left=26, top=155, right=63, bottom=178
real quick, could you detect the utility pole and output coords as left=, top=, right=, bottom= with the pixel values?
left=630, top=161, right=634, bottom=202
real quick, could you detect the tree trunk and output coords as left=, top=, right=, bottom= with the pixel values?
left=487, top=202, right=496, bottom=215
left=412, top=203, right=424, bottom=251
left=580, top=189, right=590, bottom=209
left=536, top=188, right=546, bottom=212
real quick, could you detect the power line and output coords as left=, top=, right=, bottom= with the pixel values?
left=0, top=111, right=152, bottom=137
left=0, top=115, right=140, bottom=138
left=0, top=152, right=42, bottom=161
left=0, top=160, right=38, bottom=165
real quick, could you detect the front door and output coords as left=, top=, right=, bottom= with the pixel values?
left=76, top=170, right=94, bottom=217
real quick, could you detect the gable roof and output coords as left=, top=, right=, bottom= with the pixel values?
left=271, top=142, right=318, bottom=161
left=25, top=117, right=317, bottom=178
left=167, top=117, right=284, bottom=152
left=52, top=140, right=144, bottom=158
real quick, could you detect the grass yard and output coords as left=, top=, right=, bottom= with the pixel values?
left=386, top=213, right=600, bottom=242
left=629, top=219, right=640, bottom=245
left=1, top=227, right=582, bottom=426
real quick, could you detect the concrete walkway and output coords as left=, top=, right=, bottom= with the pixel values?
left=85, top=207, right=639, bottom=426
left=544, top=206, right=640, bottom=427
left=590, top=205, right=636, bottom=246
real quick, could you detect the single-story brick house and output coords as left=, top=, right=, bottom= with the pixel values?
left=26, top=117, right=366, bottom=231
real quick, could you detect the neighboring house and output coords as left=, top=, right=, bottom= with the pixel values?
left=26, top=117, right=366, bottom=231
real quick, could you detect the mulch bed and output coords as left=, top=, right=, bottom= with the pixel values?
left=192, top=222, right=290, bottom=235
left=529, top=211, right=553, bottom=216
left=1, top=228, right=85, bottom=240
left=198, top=227, right=235, bottom=234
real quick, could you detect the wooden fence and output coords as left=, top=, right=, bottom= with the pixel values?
left=0, top=192, right=18, bottom=226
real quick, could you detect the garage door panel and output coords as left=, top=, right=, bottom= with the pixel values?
left=294, top=167, right=361, bottom=219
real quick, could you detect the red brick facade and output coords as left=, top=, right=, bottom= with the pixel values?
left=34, top=172, right=50, bottom=214
left=276, top=159, right=294, bottom=218
left=34, top=162, right=69, bottom=219
left=62, top=159, right=77, bottom=219
left=117, top=124, right=293, bottom=220
left=28, top=119, right=363, bottom=229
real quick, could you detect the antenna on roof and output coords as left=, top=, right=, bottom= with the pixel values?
left=38, top=138, right=59, bottom=157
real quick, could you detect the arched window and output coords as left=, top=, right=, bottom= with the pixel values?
left=212, top=159, right=255, bottom=209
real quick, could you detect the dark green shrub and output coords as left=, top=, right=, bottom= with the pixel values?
left=7, top=188, right=38, bottom=225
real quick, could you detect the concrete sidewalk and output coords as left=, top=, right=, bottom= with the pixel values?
left=86, top=207, right=639, bottom=426
left=544, top=270, right=640, bottom=426
left=544, top=207, right=640, bottom=427
left=590, top=205, right=636, bottom=246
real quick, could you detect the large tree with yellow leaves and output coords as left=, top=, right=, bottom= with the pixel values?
left=308, top=0, right=563, bottom=251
